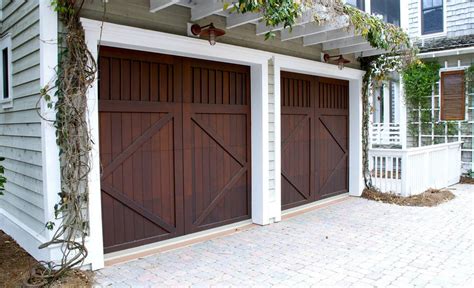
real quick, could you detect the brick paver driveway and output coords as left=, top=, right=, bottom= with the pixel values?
left=95, top=184, right=473, bottom=287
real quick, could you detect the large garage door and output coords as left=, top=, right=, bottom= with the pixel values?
left=99, top=47, right=251, bottom=253
left=281, top=71, right=349, bottom=210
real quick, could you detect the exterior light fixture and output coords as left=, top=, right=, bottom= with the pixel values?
left=323, top=53, right=351, bottom=70
left=190, top=23, right=225, bottom=46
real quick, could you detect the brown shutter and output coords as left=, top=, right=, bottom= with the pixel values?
left=440, top=70, right=465, bottom=120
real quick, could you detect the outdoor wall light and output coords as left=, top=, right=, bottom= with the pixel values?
left=190, top=23, right=225, bottom=46
left=323, top=53, right=351, bottom=70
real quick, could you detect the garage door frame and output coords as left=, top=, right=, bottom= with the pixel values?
left=82, top=18, right=275, bottom=269
left=272, top=56, right=365, bottom=215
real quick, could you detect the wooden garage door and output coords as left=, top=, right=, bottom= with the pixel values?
left=281, top=72, right=348, bottom=210
left=99, top=47, right=251, bottom=253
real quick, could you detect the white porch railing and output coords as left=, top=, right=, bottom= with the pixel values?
left=370, top=123, right=402, bottom=147
left=369, top=142, right=462, bottom=196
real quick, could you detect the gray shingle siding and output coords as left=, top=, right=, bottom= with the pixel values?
left=408, top=0, right=474, bottom=40
left=0, top=0, right=45, bottom=235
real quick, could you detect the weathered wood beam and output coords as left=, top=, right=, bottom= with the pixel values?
left=255, top=9, right=315, bottom=36
left=339, top=43, right=375, bottom=54
left=322, top=35, right=367, bottom=51
left=303, top=28, right=354, bottom=47
left=191, top=1, right=234, bottom=21
left=280, top=15, right=349, bottom=41
left=358, top=49, right=388, bottom=57
left=150, top=0, right=179, bottom=13
left=226, top=12, right=263, bottom=29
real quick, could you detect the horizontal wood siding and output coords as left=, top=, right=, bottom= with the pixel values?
left=0, top=0, right=44, bottom=235
left=268, top=61, right=275, bottom=202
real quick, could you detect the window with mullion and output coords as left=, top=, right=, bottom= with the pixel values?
left=422, top=0, right=443, bottom=35
left=346, top=0, right=364, bottom=11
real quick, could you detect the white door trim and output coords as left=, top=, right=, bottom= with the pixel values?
left=81, top=18, right=272, bottom=269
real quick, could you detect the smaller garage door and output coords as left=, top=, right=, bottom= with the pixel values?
left=281, top=72, right=349, bottom=210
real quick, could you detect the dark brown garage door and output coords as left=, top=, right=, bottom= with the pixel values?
left=99, top=47, right=251, bottom=253
left=281, top=71, right=349, bottom=210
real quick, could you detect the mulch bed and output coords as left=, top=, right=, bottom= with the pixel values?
left=460, top=176, right=474, bottom=184
left=362, top=187, right=455, bottom=207
left=0, top=230, right=93, bottom=288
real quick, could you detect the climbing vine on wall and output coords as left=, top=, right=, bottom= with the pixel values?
left=29, top=0, right=96, bottom=285
left=401, top=60, right=441, bottom=145
left=0, top=157, right=5, bottom=196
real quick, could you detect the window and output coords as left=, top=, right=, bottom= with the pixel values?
left=421, top=0, right=444, bottom=35
left=346, top=0, right=364, bottom=10
left=0, top=34, right=12, bottom=108
left=440, top=70, right=465, bottom=121
left=371, top=0, right=400, bottom=26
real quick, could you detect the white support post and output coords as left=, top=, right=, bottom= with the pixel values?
left=399, top=79, right=407, bottom=149
left=83, top=24, right=105, bottom=270
left=383, top=82, right=390, bottom=125
left=431, top=84, right=435, bottom=144
left=272, top=56, right=282, bottom=222
left=250, top=63, right=274, bottom=225
left=349, top=78, right=364, bottom=196
left=39, top=0, right=63, bottom=263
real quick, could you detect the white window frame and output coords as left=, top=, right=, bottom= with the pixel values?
left=0, top=33, right=13, bottom=109
left=418, top=0, right=447, bottom=38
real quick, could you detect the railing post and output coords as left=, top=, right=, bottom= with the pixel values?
left=400, top=151, right=409, bottom=196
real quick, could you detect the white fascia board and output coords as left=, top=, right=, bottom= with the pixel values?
left=81, top=19, right=270, bottom=66
left=417, top=47, right=474, bottom=59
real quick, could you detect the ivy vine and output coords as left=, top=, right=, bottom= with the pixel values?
left=29, top=0, right=96, bottom=285
left=401, top=60, right=440, bottom=144
left=0, top=157, right=5, bottom=196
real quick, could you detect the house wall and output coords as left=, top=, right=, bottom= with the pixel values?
left=0, top=0, right=46, bottom=238
left=79, top=1, right=325, bottom=61
left=408, top=0, right=474, bottom=39
left=407, top=53, right=474, bottom=173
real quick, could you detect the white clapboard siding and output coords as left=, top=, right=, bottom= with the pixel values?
left=0, top=0, right=45, bottom=236
left=268, top=60, right=276, bottom=198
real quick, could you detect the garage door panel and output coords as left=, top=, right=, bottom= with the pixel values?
left=99, top=110, right=182, bottom=252
left=187, top=64, right=250, bottom=106
left=281, top=113, right=313, bottom=208
left=281, top=72, right=348, bottom=208
left=318, top=117, right=348, bottom=197
left=100, top=48, right=250, bottom=251
left=184, top=111, right=250, bottom=233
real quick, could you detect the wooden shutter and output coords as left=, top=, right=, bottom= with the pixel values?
left=440, top=70, right=465, bottom=120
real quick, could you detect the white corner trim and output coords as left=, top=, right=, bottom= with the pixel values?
left=39, top=0, right=61, bottom=246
